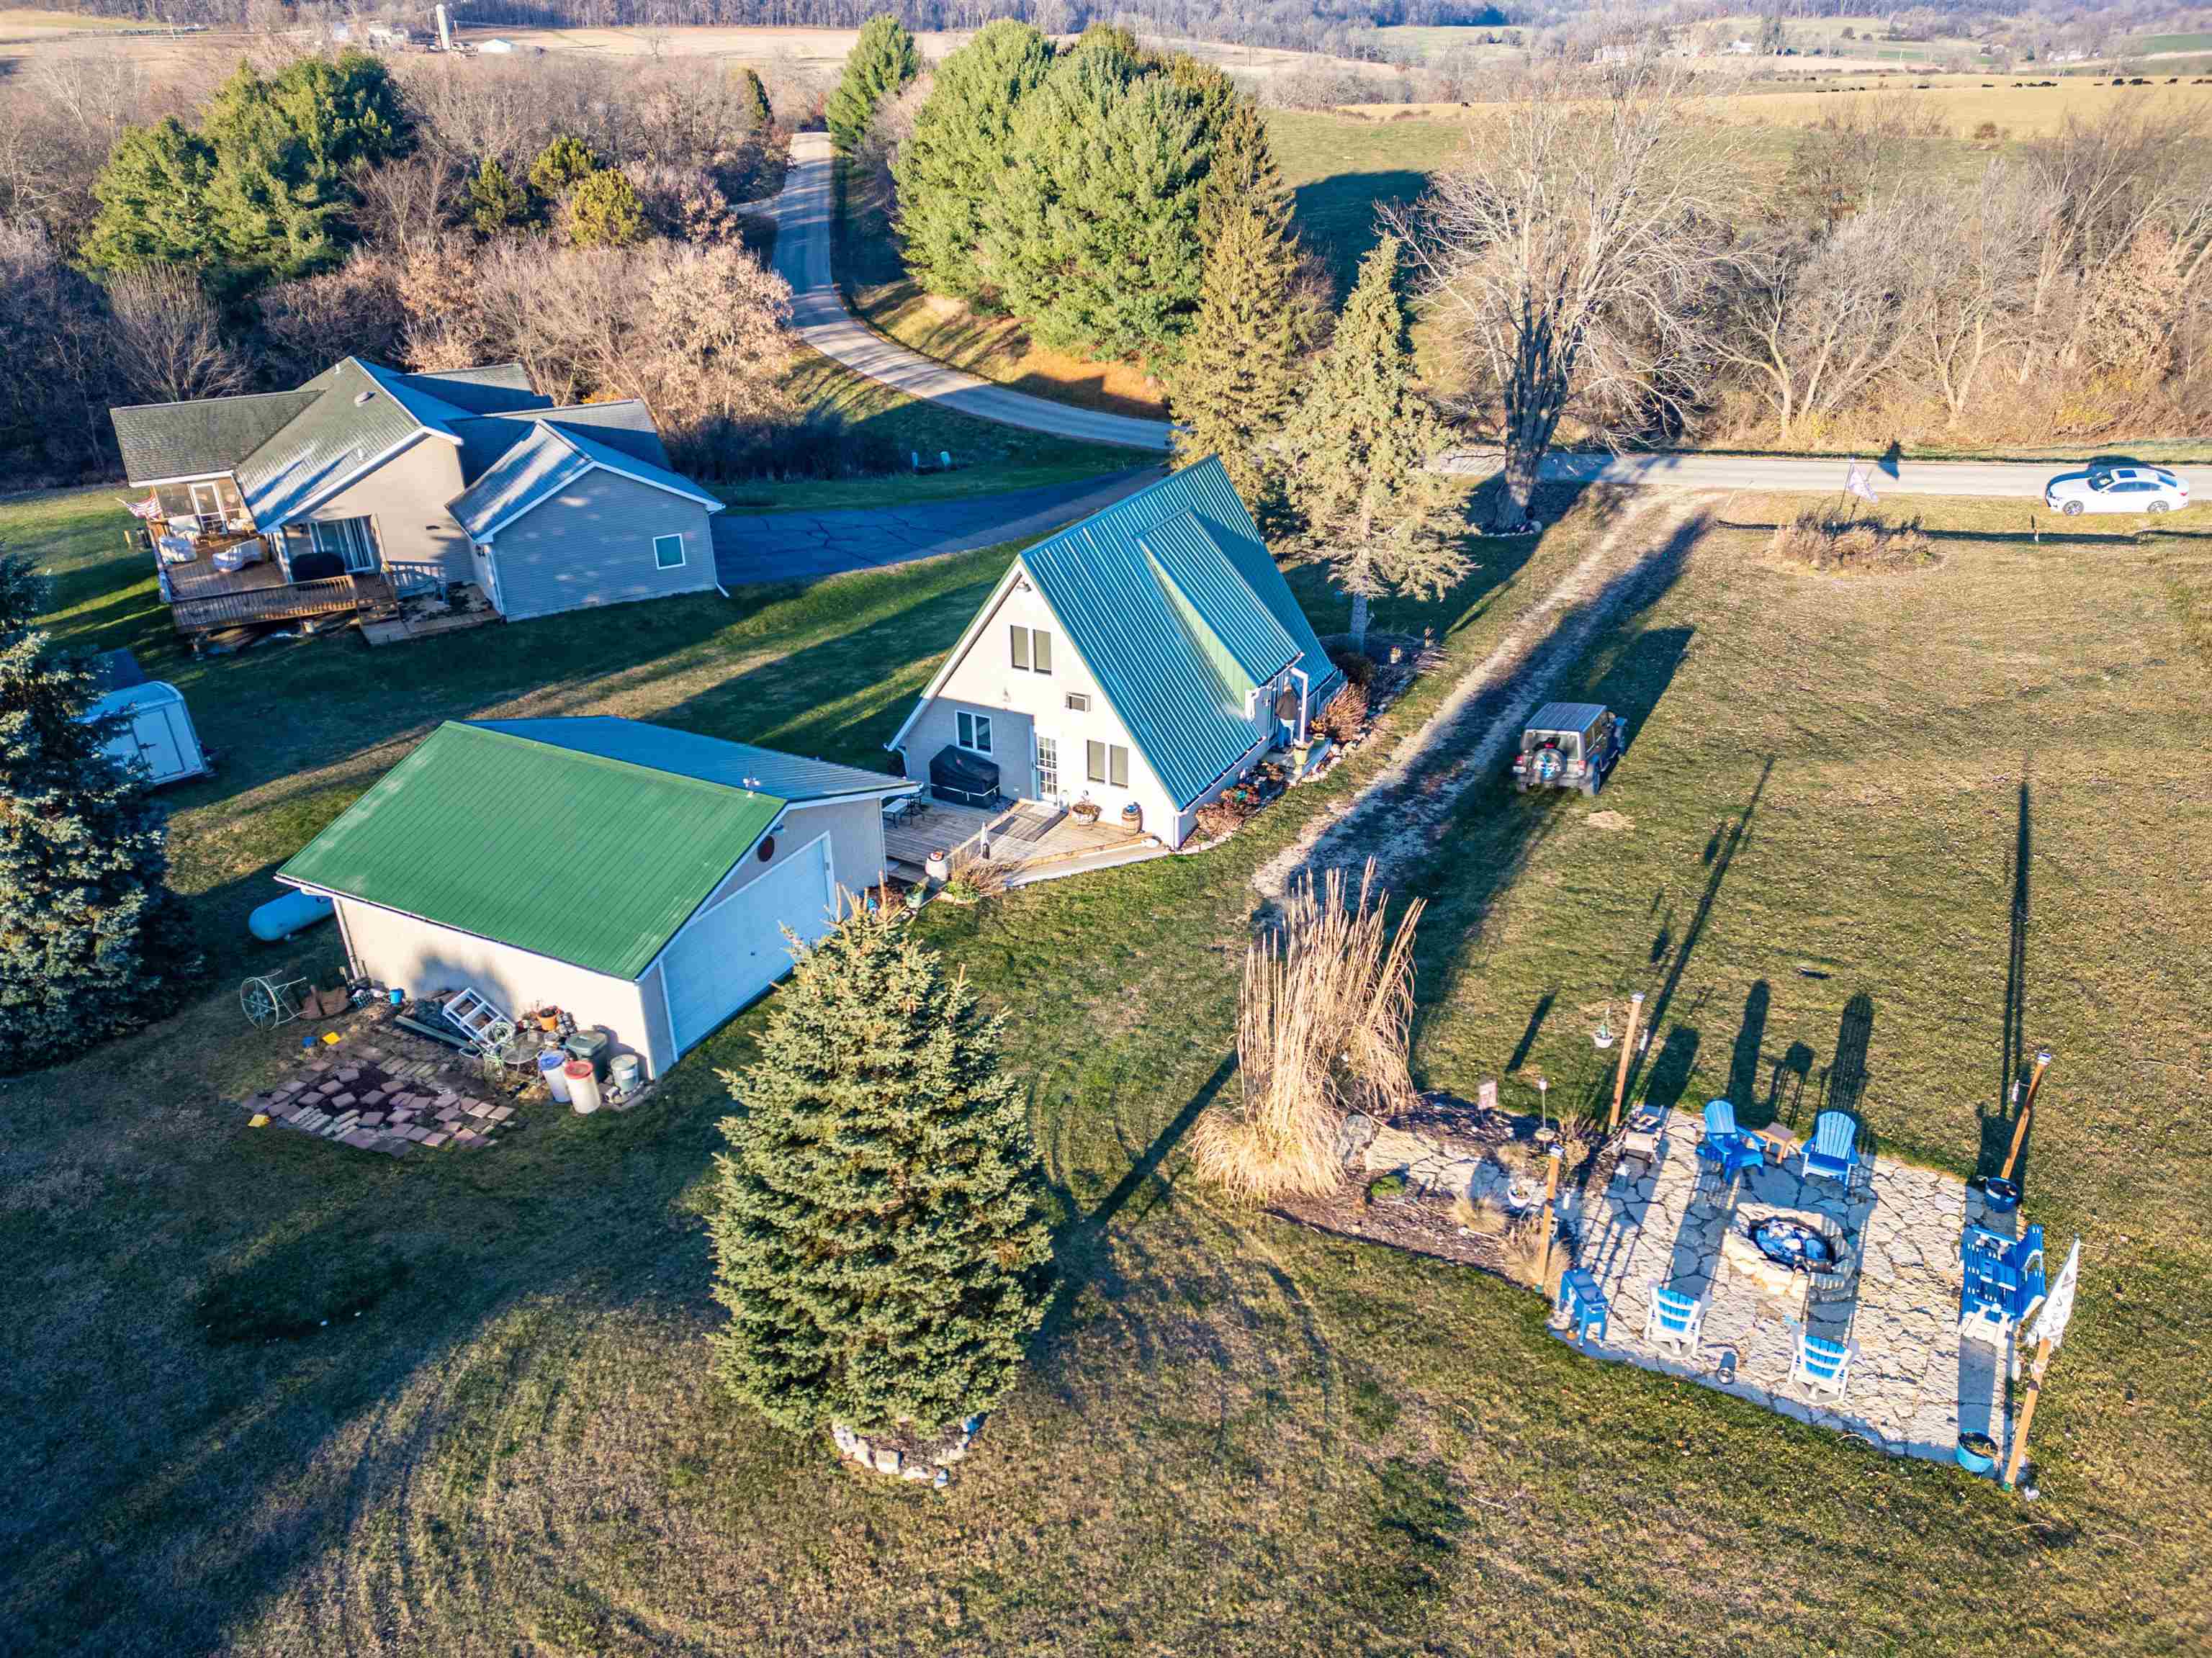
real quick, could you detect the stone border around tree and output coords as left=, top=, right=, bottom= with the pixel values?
left=831, top=1414, right=985, bottom=1488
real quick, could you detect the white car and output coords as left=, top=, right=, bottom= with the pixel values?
left=2043, top=463, right=2190, bottom=515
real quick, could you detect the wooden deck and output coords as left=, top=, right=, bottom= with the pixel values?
left=884, top=798, right=1152, bottom=875
left=163, top=557, right=389, bottom=635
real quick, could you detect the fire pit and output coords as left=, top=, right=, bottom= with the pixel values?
left=1748, top=1215, right=1838, bottom=1273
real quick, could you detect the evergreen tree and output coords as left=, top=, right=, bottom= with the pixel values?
left=893, top=19, right=1054, bottom=303
left=708, top=901, right=1055, bottom=1437
left=1169, top=194, right=1303, bottom=510
left=80, top=117, right=218, bottom=274
left=1198, top=94, right=1292, bottom=245
left=0, top=554, right=197, bottom=1068
left=529, top=133, right=601, bottom=197
left=825, top=14, right=920, bottom=157
left=467, top=157, right=532, bottom=236
left=1284, top=236, right=1467, bottom=648
left=735, top=66, right=773, bottom=132
left=564, top=168, right=646, bottom=248
left=983, top=37, right=1207, bottom=361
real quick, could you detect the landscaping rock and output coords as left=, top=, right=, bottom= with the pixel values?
left=872, top=1447, right=902, bottom=1475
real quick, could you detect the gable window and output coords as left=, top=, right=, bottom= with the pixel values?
left=957, top=711, right=993, bottom=754
left=1087, top=741, right=1128, bottom=788
left=652, top=533, right=686, bottom=570
left=1065, top=692, right=1089, bottom=712
left=1010, top=625, right=1052, bottom=673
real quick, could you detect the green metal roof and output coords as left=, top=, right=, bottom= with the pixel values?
left=1011, top=457, right=1344, bottom=806
left=278, top=722, right=782, bottom=979
left=469, top=718, right=912, bottom=801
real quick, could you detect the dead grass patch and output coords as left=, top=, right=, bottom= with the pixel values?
left=1770, top=508, right=1940, bottom=572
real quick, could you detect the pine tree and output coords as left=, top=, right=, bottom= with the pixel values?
left=529, top=133, right=601, bottom=197
left=467, top=158, right=532, bottom=236
left=1284, top=236, right=1467, bottom=649
left=825, top=14, right=920, bottom=157
left=893, top=19, right=1054, bottom=303
left=80, top=117, right=219, bottom=275
left=0, top=554, right=197, bottom=1068
left=735, top=66, right=773, bottom=132
left=563, top=168, right=646, bottom=248
left=708, top=900, right=1055, bottom=1437
left=1169, top=196, right=1303, bottom=511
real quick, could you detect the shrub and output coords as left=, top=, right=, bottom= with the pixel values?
left=1367, top=1172, right=1408, bottom=1201
left=529, top=133, right=601, bottom=196
left=1770, top=508, right=1938, bottom=572
left=1313, top=681, right=1368, bottom=744
left=1328, top=648, right=1377, bottom=688
left=562, top=168, right=646, bottom=248
left=468, top=157, right=533, bottom=235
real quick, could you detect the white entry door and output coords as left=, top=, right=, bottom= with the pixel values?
left=660, top=833, right=835, bottom=1053
left=1035, top=736, right=1061, bottom=803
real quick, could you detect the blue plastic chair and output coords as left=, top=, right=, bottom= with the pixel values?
left=1644, top=1283, right=1706, bottom=1354
left=1802, top=1109, right=1860, bottom=1186
left=1790, top=1330, right=1858, bottom=1400
left=1696, top=1099, right=1764, bottom=1179
left=1559, top=1269, right=1610, bottom=1345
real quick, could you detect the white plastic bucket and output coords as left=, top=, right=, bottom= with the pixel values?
left=539, top=1048, right=572, bottom=1104
left=565, top=1058, right=602, bottom=1114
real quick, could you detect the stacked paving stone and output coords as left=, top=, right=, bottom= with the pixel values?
left=830, top=1415, right=984, bottom=1490
left=238, top=1016, right=523, bottom=1156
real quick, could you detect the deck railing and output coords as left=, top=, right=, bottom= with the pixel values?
left=169, top=575, right=365, bottom=635
left=384, top=559, right=446, bottom=600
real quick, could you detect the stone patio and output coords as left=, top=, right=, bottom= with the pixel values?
left=1558, top=1106, right=2019, bottom=1462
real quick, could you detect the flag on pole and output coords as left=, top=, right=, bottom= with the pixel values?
left=1844, top=459, right=1879, bottom=504
left=125, top=494, right=163, bottom=521
left=2032, top=1238, right=2082, bottom=1349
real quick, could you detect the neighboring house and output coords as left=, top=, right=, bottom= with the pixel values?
left=277, top=718, right=917, bottom=1078
left=886, top=457, right=1342, bottom=849
left=109, top=357, right=723, bottom=638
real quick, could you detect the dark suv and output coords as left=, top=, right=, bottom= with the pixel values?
left=1512, top=702, right=1626, bottom=796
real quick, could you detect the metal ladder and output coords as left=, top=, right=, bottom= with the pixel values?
left=441, top=986, right=516, bottom=1053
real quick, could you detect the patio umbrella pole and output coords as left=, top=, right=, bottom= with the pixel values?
left=1608, top=993, right=1644, bottom=1131
left=2001, top=1333, right=2054, bottom=1490
left=1999, top=1050, right=2053, bottom=1183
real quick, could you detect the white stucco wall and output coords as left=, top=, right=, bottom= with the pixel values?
left=899, top=567, right=1182, bottom=839
left=332, top=896, right=660, bottom=1076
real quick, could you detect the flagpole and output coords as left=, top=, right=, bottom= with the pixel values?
left=2000, top=1050, right=2052, bottom=1184
left=2002, top=1335, right=2052, bottom=1488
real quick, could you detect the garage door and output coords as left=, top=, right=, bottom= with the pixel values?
left=662, top=833, right=835, bottom=1053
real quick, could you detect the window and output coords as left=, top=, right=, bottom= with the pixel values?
left=653, top=533, right=686, bottom=569
left=1065, top=692, right=1089, bottom=712
left=1010, top=625, right=1052, bottom=673
left=308, top=515, right=381, bottom=575
left=1087, top=741, right=1128, bottom=788
left=957, top=711, right=993, bottom=754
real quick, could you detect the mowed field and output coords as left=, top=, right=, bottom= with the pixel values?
left=2, top=479, right=2208, bottom=1656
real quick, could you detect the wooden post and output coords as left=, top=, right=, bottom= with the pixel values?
left=1609, top=992, right=1645, bottom=1131
left=1999, top=1050, right=2053, bottom=1182
left=1536, top=1145, right=1564, bottom=1291
left=2002, top=1335, right=2054, bottom=1489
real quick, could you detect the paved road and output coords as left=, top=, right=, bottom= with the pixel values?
left=1440, top=448, right=2212, bottom=501
left=770, top=130, right=1174, bottom=454
left=712, top=464, right=1166, bottom=586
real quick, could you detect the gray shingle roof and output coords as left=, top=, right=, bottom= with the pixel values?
left=446, top=420, right=721, bottom=540
left=110, top=389, right=320, bottom=484
left=451, top=400, right=670, bottom=482
left=467, top=718, right=914, bottom=801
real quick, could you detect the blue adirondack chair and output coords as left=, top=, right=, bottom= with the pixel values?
left=1644, top=1283, right=1706, bottom=1354
left=1789, top=1329, right=1858, bottom=1400
left=1696, top=1099, right=1763, bottom=1179
left=1960, top=1222, right=2046, bottom=1344
left=1802, top=1109, right=1861, bottom=1186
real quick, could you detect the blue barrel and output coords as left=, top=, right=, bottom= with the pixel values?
left=250, top=888, right=334, bottom=942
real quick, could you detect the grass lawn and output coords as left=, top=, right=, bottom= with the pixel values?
left=3, top=482, right=2208, bottom=1655
left=723, top=349, right=1148, bottom=515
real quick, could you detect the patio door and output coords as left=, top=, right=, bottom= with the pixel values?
left=1034, top=736, right=1061, bottom=803
left=310, top=516, right=382, bottom=575
left=188, top=481, right=225, bottom=528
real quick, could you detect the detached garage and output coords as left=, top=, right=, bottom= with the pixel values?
left=276, top=718, right=915, bottom=1077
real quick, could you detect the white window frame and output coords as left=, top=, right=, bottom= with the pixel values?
left=957, top=711, right=994, bottom=754
left=1087, top=741, right=1128, bottom=788
left=1065, top=691, right=1089, bottom=712
left=310, top=515, right=382, bottom=575
left=653, top=532, right=686, bottom=570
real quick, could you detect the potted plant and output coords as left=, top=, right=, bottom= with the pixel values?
left=1071, top=795, right=1100, bottom=824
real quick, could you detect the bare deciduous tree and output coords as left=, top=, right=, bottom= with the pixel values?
left=1393, top=62, right=1740, bottom=528
left=1900, top=163, right=2045, bottom=427
left=104, top=265, right=248, bottom=407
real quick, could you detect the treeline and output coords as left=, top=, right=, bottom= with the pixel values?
left=30, top=0, right=1505, bottom=58
left=1710, top=99, right=2212, bottom=448
left=0, top=45, right=832, bottom=485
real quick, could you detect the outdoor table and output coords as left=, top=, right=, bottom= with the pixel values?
left=1749, top=1122, right=1799, bottom=1165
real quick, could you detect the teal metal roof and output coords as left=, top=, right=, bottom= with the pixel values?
left=1012, top=457, right=1344, bottom=806
left=448, top=420, right=721, bottom=540
left=278, top=721, right=782, bottom=979
left=469, top=718, right=914, bottom=801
